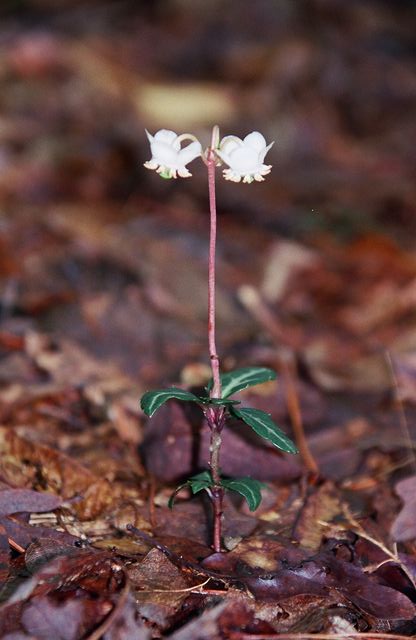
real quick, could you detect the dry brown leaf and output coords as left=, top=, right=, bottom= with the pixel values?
left=0, top=427, right=114, bottom=520
left=293, top=481, right=344, bottom=551
left=129, top=548, right=190, bottom=629
left=390, top=476, right=416, bottom=542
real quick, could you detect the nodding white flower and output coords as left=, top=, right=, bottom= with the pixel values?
left=144, top=129, right=202, bottom=179
left=217, top=131, right=274, bottom=183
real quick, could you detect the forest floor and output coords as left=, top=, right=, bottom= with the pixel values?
left=0, top=2, right=416, bottom=639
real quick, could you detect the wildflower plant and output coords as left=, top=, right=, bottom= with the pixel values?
left=141, top=125, right=298, bottom=552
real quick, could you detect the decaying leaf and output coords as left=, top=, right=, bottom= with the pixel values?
left=128, top=548, right=192, bottom=629
left=0, top=489, right=63, bottom=517
left=245, top=553, right=415, bottom=620
left=0, top=550, right=142, bottom=639
left=0, top=3, right=415, bottom=634
left=391, top=475, right=416, bottom=542
left=293, top=481, right=343, bottom=551
left=0, top=428, right=115, bottom=520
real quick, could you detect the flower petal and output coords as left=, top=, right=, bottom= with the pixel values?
left=178, top=166, right=192, bottom=178
left=243, top=131, right=267, bottom=151
left=219, top=136, right=243, bottom=156
left=223, top=169, right=241, bottom=182
left=145, top=129, right=154, bottom=144
left=178, top=140, right=202, bottom=165
left=227, top=146, right=260, bottom=173
left=243, top=174, right=255, bottom=183
left=216, top=149, right=231, bottom=165
left=153, top=129, right=178, bottom=144
left=144, top=159, right=158, bottom=170
left=150, top=140, right=180, bottom=165
left=259, top=141, right=274, bottom=164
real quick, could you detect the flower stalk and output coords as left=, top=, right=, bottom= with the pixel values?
left=206, top=125, right=225, bottom=552
left=207, top=125, right=221, bottom=400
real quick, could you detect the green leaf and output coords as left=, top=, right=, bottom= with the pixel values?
left=200, top=398, right=241, bottom=407
left=168, top=471, right=214, bottom=509
left=187, top=470, right=214, bottom=494
left=221, top=477, right=265, bottom=511
left=140, top=388, right=202, bottom=417
left=208, top=367, right=277, bottom=399
left=231, top=407, right=298, bottom=454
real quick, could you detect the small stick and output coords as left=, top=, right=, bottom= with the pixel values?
left=137, top=577, right=210, bottom=594
left=84, top=574, right=129, bottom=640
left=228, top=633, right=412, bottom=640
left=281, top=353, right=319, bottom=479
left=8, top=537, right=25, bottom=553
left=238, top=285, right=319, bottom=477
left=148, top=474, right=157, bottom=528
left=385, top=349, right=416, bottom=473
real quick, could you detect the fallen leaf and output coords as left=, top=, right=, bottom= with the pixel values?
left=129, top=548, right=191, bottom=630
left=293, top=481, right=343, bottom=551
left=0, top=489, right=63, bottom=517
left=21, top=597, right=84, bottom=640
left=168, top=601, right=229, bottom=640
left=0, top=549, right=131, bottom=639
left=0, top=428, right=114, bottom=520
left=0, top=516, right=77, bottom=550
left=390, top=475, right=416, bottom=542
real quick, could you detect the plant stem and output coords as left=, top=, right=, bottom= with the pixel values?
left=207, top=126, right=221, bottom=400
left=206, top=125, right=224, bottom=553
left=207, top=414, right=224, bottom=553
left=211, top=484, right=223, bottom=553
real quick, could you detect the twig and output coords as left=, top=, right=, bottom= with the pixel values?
left=137, top=577, right=210, bottom=593
left=148, top=474, right=157, bottom=528
left=228, top=633, right=414, bottom=640
left=84, top=570, right=129, bottom=640
left=384, top=350, right=416, bottom=473
left=238, top=284, right=319, bottom=476
left=7, top=537, right=25, bottom=553
left=281, top=353, right=319, bottom=478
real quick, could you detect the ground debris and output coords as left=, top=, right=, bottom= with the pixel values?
left=0, top=1, right=415, bottom=637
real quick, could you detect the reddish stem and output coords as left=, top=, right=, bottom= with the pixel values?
left=211, top=486, right=223, bottom=552
left=207, top=130, right=221, bottom=400
left=206, top=126, right=224, bottom=552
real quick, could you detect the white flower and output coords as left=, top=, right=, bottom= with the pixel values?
left=144, top=129, right=202, bottom=179
left=217, top=131, right=274, bottom=183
